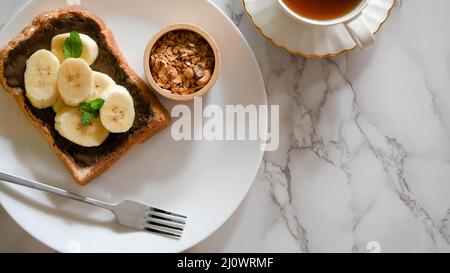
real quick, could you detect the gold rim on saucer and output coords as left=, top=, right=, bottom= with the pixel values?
left=242, top=0, right=396, bottom=58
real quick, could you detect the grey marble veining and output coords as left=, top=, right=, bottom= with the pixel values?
left=1, top=0, right=450, bottom=253
left=192, top=0, right=450, bottom=253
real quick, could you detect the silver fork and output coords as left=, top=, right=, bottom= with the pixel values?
left=0, top=171, right=187, bottom=238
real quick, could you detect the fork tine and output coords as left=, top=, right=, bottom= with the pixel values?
left=147, top=211, right=186, bottom=225
left=142, top=207, right=187, bottom=239
left=146, top=219, right=184, bottom=231
left=149, top=207, right=187, bottom=219
left=146, top=215, right=185, bottom=228
left=144, top=226, right=182, bottom=238
left=144, top=222, right=184, bottom=236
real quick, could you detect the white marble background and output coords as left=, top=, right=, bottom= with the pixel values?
left=1, top=0, right=450, bottom=253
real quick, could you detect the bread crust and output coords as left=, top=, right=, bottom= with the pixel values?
left=0, top=8, right=171, bottom=185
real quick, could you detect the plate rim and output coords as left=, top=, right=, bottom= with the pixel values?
left=0, top=0, right=267, bottom=252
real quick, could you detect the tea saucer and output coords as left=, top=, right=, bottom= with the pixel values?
left=242, top=0, right=395, bottom=57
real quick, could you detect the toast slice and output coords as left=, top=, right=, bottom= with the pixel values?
left=0, top=9, right=171, bottom=185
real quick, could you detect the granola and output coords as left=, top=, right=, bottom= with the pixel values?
left=150, top=30, right=215, bottom=95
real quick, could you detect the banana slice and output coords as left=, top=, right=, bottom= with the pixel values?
left=24, top=49, right=60, bottom=109
left=52, top=96, right=68, bottom=113
left=55, top=107, right=109, bottom=147
left=51, top=33, right=99, bottom=65
left=100, top=85, right=135, bottom=133
left=57, top=58, right=94, bottom=106
left=92, top=71, right=115, bottom=99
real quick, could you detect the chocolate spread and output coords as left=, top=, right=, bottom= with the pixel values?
left=3, top=14, right=153, bottom=167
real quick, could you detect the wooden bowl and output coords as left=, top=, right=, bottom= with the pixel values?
left=143, top=23, right=221, bottom=101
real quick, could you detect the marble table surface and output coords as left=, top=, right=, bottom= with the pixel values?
left=1, top=0, right=450, bottom=253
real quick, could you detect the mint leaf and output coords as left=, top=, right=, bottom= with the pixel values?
left=89, top=98, right=105, bottom=110
left=78, top=98, right=105, bottom=125
left=92, top=111, right=100, bottom=118
left=79, top=102, right=91, bottom=112
left=64, top=31, right=83, bottom=58
left=80, top=111, right=93, bottom=126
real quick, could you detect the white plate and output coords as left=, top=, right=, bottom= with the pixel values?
left=243, top=0, right=395, bottom=57
left=0, top=0, right=266, bottom=252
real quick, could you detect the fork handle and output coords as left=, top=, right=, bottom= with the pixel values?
left=0, top=171, right=115, bottom=211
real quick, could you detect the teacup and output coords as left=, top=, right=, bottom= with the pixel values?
left=276, top=0, right=374, bottom=49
